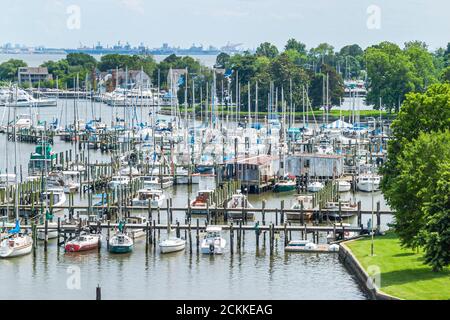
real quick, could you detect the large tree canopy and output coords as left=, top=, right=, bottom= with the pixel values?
left=381, top=83, right=450, bottom=271
left=0, top=59, right=27, bottom=82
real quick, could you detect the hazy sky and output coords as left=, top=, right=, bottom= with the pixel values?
left=1, top=0, right=449, bottom=51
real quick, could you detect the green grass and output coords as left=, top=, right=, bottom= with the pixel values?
left=346, top=233, right=450, bottom=300
left=161, top=106, right=393, bottom=118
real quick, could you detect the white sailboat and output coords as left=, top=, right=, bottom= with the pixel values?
left=159, top=228, right=186, bottom=254
left=0, top=106, right=33, bottom=258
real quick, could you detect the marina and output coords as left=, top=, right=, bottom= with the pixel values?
left=0, top=92, right=391, bottom=299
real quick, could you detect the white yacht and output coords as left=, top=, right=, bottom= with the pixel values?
left=0, top=87, right=57, bottom=107
left=307, top=181, right=324, bottom=193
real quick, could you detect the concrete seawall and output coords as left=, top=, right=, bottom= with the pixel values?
left=339, top=239, right=400, bottom=300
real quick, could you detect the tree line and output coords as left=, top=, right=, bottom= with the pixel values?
left=0, top=39, right=449, bottom=113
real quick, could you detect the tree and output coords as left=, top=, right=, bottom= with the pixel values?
left=338, top=44, right=364, bottom=79
left=256, top=42, right=279, bottom=59
left=284, top=39, right=307, bottom=55
left=404, top=41, right=437, bottom=90
left=0, top=59, right=27, bottom=81
left=441, top=66, right=450, bottom=83
left=308, top=63, right=344, bottom=109
left=381, top=84, right=450, bottom=265
left=215, top=52, right=230, bottom=68
left=365, top=42, right=417, bottom=112
left=387, top=131, right=450, bottom=271
left=66, top=53, right=97, bottom=69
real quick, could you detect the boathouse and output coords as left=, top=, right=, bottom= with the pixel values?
left=285, top=153, right=344, bottom=179
left=223, top=155, right=280, bottom=193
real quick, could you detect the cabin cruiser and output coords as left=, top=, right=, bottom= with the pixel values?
left=200, top=226, right=226, bottom=255
left=307, top=181, right=324, bottom=193
left=189, top=190, right=215, bottom=215
left=287, top=195, right=314, bottom=221
left=14, top=114, right=33, bottom=129
left=337, top=179, right=351, bottom=192
left=0, top=87, right=57, bottom=108
left=132, top=188, right=165, bottom=207
left=126, top=216, right=148, bottom=239
left=141, top=176, right=173, bottom=189
left=175, top=167, right=200, bottom=184
left=108, top=176, right=131, bottom=189
left=323, top=201, right=358, bottom=220
left=356, top=174, right=381, bottom=192
left=225, top=190, right=254, bottom=220
left=42, top=188, right=66, bottom=212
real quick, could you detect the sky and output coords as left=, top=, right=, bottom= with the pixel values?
left=1, top=0, right=449, bottom=51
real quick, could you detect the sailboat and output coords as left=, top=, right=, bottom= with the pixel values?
left=109, top=190, right=133, bottom=253
left=0, top=98, right=33, bottom=258
left=0, top=220, right=33, bottom=258
left=159, top=228, right=186, bottom=254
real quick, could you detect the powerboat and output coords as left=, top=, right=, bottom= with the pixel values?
left=189, top=190, right=215, bottom=215
left=200, top=226, right=226, bottom=255
left=356, top=174, right=381, bottom=192
left=225, top=190, right=255, bottom=220
left=337, top=179, right=351, bottom=192
left=132, top=188, right=165, bottom=207
left=307, top=181, right=324, bottom=193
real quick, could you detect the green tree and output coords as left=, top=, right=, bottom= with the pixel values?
left=441, top=66, right=450, bottom=83
left=388, top=131, right=450, bottom=271
left=284, top=39, right=307, bottom=55
left=404, top=41, right=437, bottom=90
left=381, top=84, right=450, bottom=261
left=308, top=63, right=344, bottom=109
left=66, top=53, right=97, bottom=69
left=0, top=59, right=27, bottom=81
left=215, top=52, right=230, bottom=68
left=365, top=42, right=417, bottom=112
left=256, top=42, right=279, bottom=59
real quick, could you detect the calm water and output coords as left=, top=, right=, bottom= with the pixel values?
left=0, top=53, right=217, bottom=68
left=0, top=100, right=392, bottom=300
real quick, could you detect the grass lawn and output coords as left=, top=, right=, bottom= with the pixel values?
left=346, top=233, right=450, bottom=300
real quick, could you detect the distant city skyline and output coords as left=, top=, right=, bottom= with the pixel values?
left=1, top=0, right=449, bottom=51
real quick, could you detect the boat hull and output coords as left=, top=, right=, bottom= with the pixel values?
left=273, top=184, right=296, bottom=192
left=0, top=240, right=33, bottom=258
left=109, top=244, right=133, bottom=254
left=159, top=241, right=186, bottom=254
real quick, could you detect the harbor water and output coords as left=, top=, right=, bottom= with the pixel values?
left=0, top=101, right=392, bottom=300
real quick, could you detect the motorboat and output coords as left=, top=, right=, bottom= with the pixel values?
left=141, top=176, right=173, bottom=189
left=337, top=179, right=351, bottom=192
left=42, top=188, right=66, bottom=212
left=126, top=216, right=147, bottom=239
left=225, top=190, right=255, bottom=220
left=132, top=188, right=165, bottom=207
left=307, top=181, right=324, bottom=193
left=323, top=201, right=358, bottom=220
left=108, top=176, right=130, bottom=189
left=200, top=226, right=226, bottom=255
left=189, top=190, right=215, bottom=215
left=0, top=232, right=33, bottom=258
left=356, top=174, right=381, bottom=192
left=287, top=195, right=314, bottom=221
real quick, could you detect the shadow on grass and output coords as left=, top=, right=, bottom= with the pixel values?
left=392, top=252, right=416, bottom=258
left=381, top=268, right=450, bottom=287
